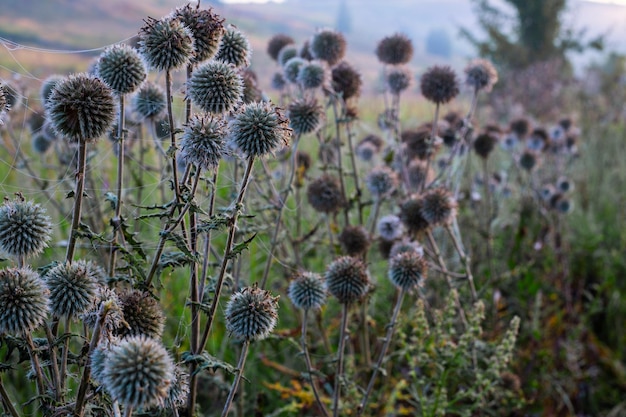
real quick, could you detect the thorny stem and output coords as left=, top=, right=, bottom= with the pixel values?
left=60, top=317, right=71, bottom=393
left=332, top=303, right=349, bottom=417
left=198, top=169, right=218, bottom=298
left=221, top=340, right=250, bottom=417
left=445, top=223, right=478, bottom=302
left=260, top=134, right=301, bottom=289
left=165, top=69, right=181, bottom=204
left=330, top=97, right=350, bottom=227
left=481, top=158, right=496, bottom=280
left=301, top=310, right=330, bottom=417
left=344, top=119, right=363, bottom=225
left=75, top=302, right=110, bottom=417
left=44, top=325, right=61, bottom=400
left=199, top=157, right=255, bottom=353
left=357, top=288, right=406, bottom=417
left=367, top=198, right=382, bottom=237
left=108, top=94, right=126, bottom=277
left=24, top=333, right=47, bottom=402
left=0, top=376, right=19, bottom=417
left=420, top=102, right=440, bottom=193
left=65, top=138, right=87, bottom=263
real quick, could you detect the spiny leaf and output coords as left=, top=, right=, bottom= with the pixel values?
left=182, top=351, right=246, bottom=381
left=227, top=233, right=257, bottom=260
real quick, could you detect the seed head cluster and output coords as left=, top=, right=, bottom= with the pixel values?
left=325, top=256, right=370, bottom=304
left=420, top=65, right=459, bottom=105
left=464, top=58, right=498, bottom=93
left=306, top=174, right=345, bottom=214
left=179, top=114, right=227, bottom=170
left=365, top=166, right=397, bottom=198
left=118, top=290, right=165, bottom=339
left=132, top=81, right=166, bottom=120
left=187, top=60, right=243, bottom=114
left=288, top=97, right=325, bottom=136
left=0, top=198, right=52, bottom=259
left=138, top=16, right=194, bottom=71
left=229, top=102, right=291, bottom=157
left=45, top=260, right=99, bottom=318
left=376, top=33, right=413, bottom=65
left=97, top=44, right=147, bottom=95
left=0, top=267, right=49, bottom=335
left=288, top=272, right=327, bottom=311
left=331, top=61, right=362, bottom=100
left=388, top=251, right=428, bottom=290
left=267, top=33, right=295, bottom=61
left=174, top=4, right=224, bottom=65
left=338, top=225, right=371, bottom=256
left=310, top=28, right=347, bottom=67
left=420, top=187, right=457, bottom=226
left=225, top=285, right=279, bottom=341
left=297, top=61, right=328, bottom=90
left=216, top=26, right=251, bottom=68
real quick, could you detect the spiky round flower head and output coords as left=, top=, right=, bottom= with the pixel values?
left=288, top=272, right=327, bottom=311
left=288, top=97, right=325, bottom=136
left=283, top=57, right=306, bottom=84
left=420, top=66, right=459, bottom=105
left=138, top=16, right=193, bottom=71
left=331, top=61, right=362, bottom=100
left=118, top=290, right=165, bottom=338
left=0, top=198, right=51, bottom=259
left=390, top=238, right=424, bottom=259
left=97, top=44, right=147, bottom=95
left=179, top=114, right=227, bottom=170
left=81, top=285, right=126, bottom=337
left=519, top=150, right=538, bottom=171
left=91, top=340, right=114, bottom=385
left=473, top=132, right=498, bottom=159
left=307, top=174, right=345, bottom=214
left=242, top=69, right=262, bottom=104
left=399, top=196, right=429, bottom=234
left=509, top=118, right=531, bottom=138
left=386, top=66, right=413, bottom=95
left=377, top=214, right=403, bottom=241
left=339, top=225, right=370, bottom=256
left=45, top=260, right=99, bottom=318
left=325, top=256, right=369, bottom=304
left=277, top=44, right=298, bottom=68
left=420, top=187, right=457, bottom=226
left=388, top=250, right=428, bottom=290
left=225, top=285, right=279, bottom=341
left=166, top=364, right=190, bottom=408
left=31, top=132, right=53, bottom=155
left=216, top=26, right=251, bottom=68
left=402, top=129, right=440, bottom=161
left=46, top=74, right=115, bottom=142
left=464, top=58, right=498, bottom=93
left=40, top=75, right=64, bottom=106
left=297, top=60, right=328, bottom=89
left=365, top=166, right=397, bottom=198
left=132, top=82, right=166, bottom=121
left=0, top=267, right=49, bottom=335
left=187, top=60, right=243, bottom=115
left=174, top=4, right=224, bottom=64
left=229, top=101, right=291, bottom=157
left=556, top=176, right=574, bottom=193
left=375, top=33, right=413, bottom=65
left=271, top=73, right=287, bottom=92
left=310, top=28, right=347, bottom=67
left=407, top=159, right=435, bottom=190
left=551, top=195, right=573, bottom=214
left=267, top=34, right=295, bottom=61
left=1, top=83, right=21, bottom=112
left=355, top=141, right=377, bottom=162
left=103, top=335, right=174, bottom=409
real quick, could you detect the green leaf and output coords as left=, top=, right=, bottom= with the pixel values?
left=227, top=233, right=257, bottom=260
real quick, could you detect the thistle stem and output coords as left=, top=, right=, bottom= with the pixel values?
left=44, top=325, right=62, bottom=400
left=332, top=303, right=349, bottom=417
left=65, top=138, right=87, bottom=263
left=24, top=333, right=47, bottom=401
left=420, top=103, right=440, bottom=193
left=357, top=288, right=406, bottom=417
left=221, top=340, right=250, bottom=417
left=108, top=94, right=126, bottom=277
left=330, top=97, right=349, bottom=227
left=0, top=376, right=19, bottom=417
left=60, top=317, right=71, bottom=392
left=445, top=223, right=478, bottom=302
left=165, top=69, right=181, bottom=204
left=301, top=310, right=330, bottom=417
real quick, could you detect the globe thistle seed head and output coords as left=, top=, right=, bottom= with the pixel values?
left=355, top=141, right=377, bottom=162
left=1, top=83, right=21, bottom=112
left=241, top=69, right=262, bottom=104
left=0, top=267, right=49, bottom=335
left=267, top=34, right=295, bottom=61
left=0, top=198, right=52, bottom=259
left=420, top=187, right=457, bottom=226
left=377, top=214, right=404, bottom=241
left=271, top=72, right=287, bottom=90
left=81, top=285, right=126, bottom=338
left=386, top=66, right=413, bottom=95
left=365, top=166, right=397, bottom=198
left=288, top=97, right=325, bottom=136
left=45, top=260, right=99, bottom=318
left=519, top=150, right=538, bottom=171
left=299, top=39, right=314, bottom=61
left=501, top=133, right=519, bottom=151
left=331, top=61, right=362, bottom=100
left=229, top=101, right=291, bottom=157
left=40, top=75, right=64, bottom=106
left=389, top=238, right=424, bottom=259
left=46, top=73, right=116, bottom=142
left=388, top=251, right=428, bottom=290
left=103, top=335, right=174, bottom=409
left=90, top=341, right=112, bottom=385
left=288, top=272, right=327, bottom=311
left=552, top=195, right=573, bottom=214
left=277, top=45, right=298, bottom=68
left=464, top=58, right=498, bottom=92
left=420, top=66, right=459, bottom=105
left=338, top=225, right=370, bottom=256
left=375, top=33, right=413, bottom=65
left=138, top=16, right=194, bottom=71
left=473, top=132, right=498, bottom=159
left=325, top=256, right=370, bottom=304
left=225, top=285, right=279, bottom=341
left=174, top=4, right=224, bottom=64
left=167, top=364, right=190, bottom=407
left=310, top=28, right=346, bottom=67
left=306, top=174, right=345, bottom=214
left=216, top=26, right=251, bottom=68
left=399, top=196, right=430, bottom=234
left=527, top=129, right=547, bottom=152
left=31, top=132, right=53, bottom=155
left=407, top=159, right=435, bottom=190
left=180, top=114, right=227, bottom=170
left=509, top=118, right=531, bottom=138
left=97, top=44, right=147, bottom=95
left=402, top=128, right=440, bottom=161
left=296, top=60, right=328, bottom=90
left=187, top=60, right=243, bottom=115
left=283, top=56, right=307, bottom=84
left=132, top=82, right=166, bottom=120
left=118, top=290, right=165, bottom=339
left=556, top=176, right=573, bottom=193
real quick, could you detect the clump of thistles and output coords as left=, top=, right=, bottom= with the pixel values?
left=420, top=187, right=457, bottom=226
left=118, top=290, right=165, bottom=339
left=331, top=61, right=362, bottom=100
left=310, top=28, right=346, bottom=67
left=229, top=102, right=291, bottom=158
left=338, top=225, right=371, bottom=256
left=288, top=97, right=325, bottom=136
left=216, top=26, right=251, bottom=68
left=464, top=58, right=498, bottom=93
left=132, top=82, right=166, bottom=120
left=325, top=256, right=370, bottom=304
left=0, top=197, right=52, bottom=260
left=225, top=284, right=279, bottom=341
left=179, top=114, right=227, bottom=170
left=297, top=60, right=328, bottom=90
left=365, top=166, right=397, bottom=198
left=97, top=44, right=147, bottom=95
left=386, top=66, right=413, bottom=95
left=388, top=251, right=428, bottom=290
left=174, top=4, right=224, bottom=65
left=187, top=60, right=243, bottom=114
left=267, top=34, right=295, bottom=61
left=44, top=260, right=99, bottom=318
left=376, top=33, right=413, bottom=65
left=420, top=65, right=459, bottom=105
left=138, top=16, right=194, bottom=71
left=306, top=174, right=345, bottom=214
left=288, top=272, right=327, bottom=311
left=0, top=267, right=49, bottom=335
